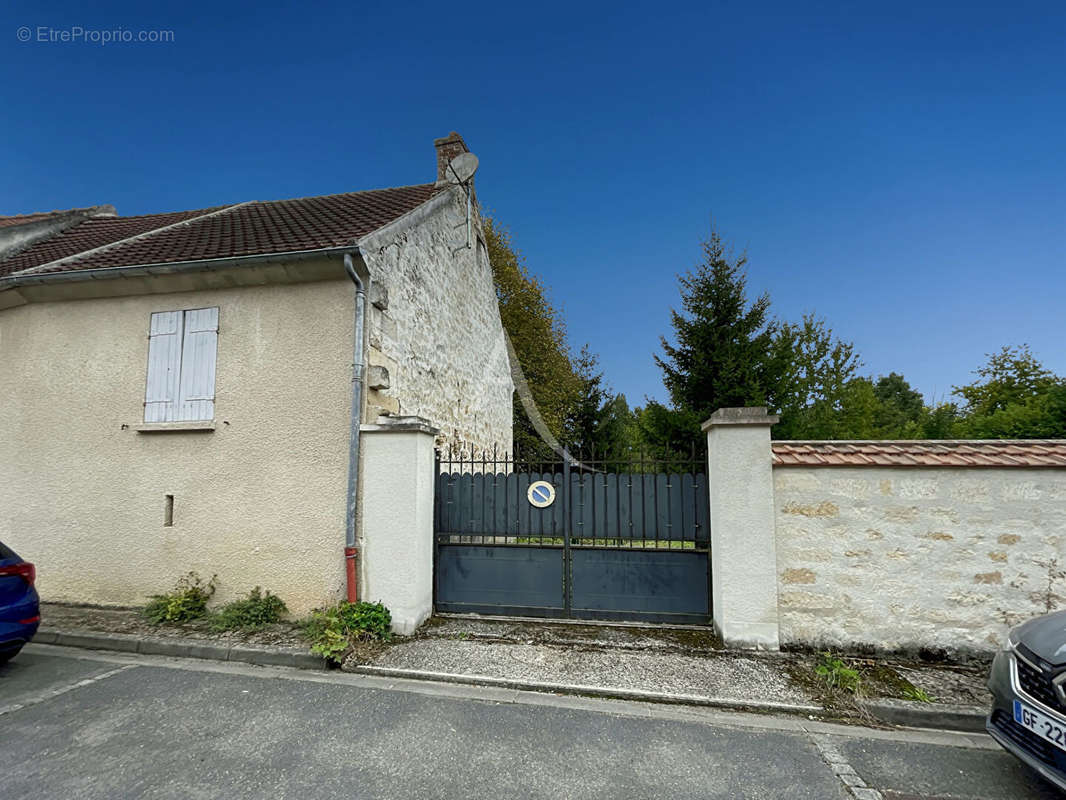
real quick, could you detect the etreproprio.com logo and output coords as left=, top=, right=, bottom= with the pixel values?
left=17, top=26, right=175, bottom=44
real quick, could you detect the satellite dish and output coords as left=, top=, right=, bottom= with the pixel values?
left=448, top=152, right=479, bottom=184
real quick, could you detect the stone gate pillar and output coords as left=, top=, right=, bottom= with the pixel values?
left=703, top=407, right=781, bottom=649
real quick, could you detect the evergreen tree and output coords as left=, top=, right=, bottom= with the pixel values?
left=565, top=345, right=608, bottom=454
left=651, top=227, right=785, bottom=451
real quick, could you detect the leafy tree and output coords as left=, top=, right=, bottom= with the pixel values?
left=636, top=402, right=702, bottom=457
left=564, top=348, right=644, bottom=462
left=772, top=315, right=862, bottom=439
left=960, top=388, right=1066, bottom=439
left=951, top=346, right=1065, bottom=439
left=595, top=394, right=642, bottom=459
left=484, top=217, right=580, bottom=455
left=948, top=347, right=1066, bottom=440
left=872, top=373, right=926, bottom=434
left=917, top=402, right=962, bottom=439
left=953, top=345, right=1058, bottom=418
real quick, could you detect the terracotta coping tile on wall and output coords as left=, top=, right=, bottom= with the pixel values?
left=771, top=440, right=1066, bottom=467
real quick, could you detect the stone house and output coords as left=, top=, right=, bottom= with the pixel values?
left=0, top=132, right=513, bottom=621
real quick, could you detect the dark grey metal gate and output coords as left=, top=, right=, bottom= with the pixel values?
left=434, top=448, right=711, bottom=624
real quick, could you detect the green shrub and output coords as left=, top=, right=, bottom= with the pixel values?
left=144, top=572, right=217, bottom=624
left=814, top=651, right=862, bottom=694
left=303, top=601, right=392, bottom=663
left=210, top=587, right=288, bottom=631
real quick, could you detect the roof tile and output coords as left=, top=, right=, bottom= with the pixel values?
left=772, top=440, right=1066, bottom=468
left=0, top=184, right=439, bottom=278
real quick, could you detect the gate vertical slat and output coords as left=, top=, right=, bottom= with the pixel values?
left=495, top=466, right=506, bottom=541
left=516, top=469, right=525, bottom=539
left=666, top=473, right=681, bottom=548
left=573, top=467, right=584, bottom=545
left=433, top=451, right=440, bottom=608
left=606, top=471, right=613, bottom=541
left=479, top=450, right=486, bottom=542
left=628, top=469, right=635, bottom=541
left=635, top=452, right=643, bottom=546
left=699, top=475, right=708, bottom=544
left=563, top=458, right=571, bottom=616
left=469, top=450, right=477, bottom=538
left=523, top=470, right=533, bottom=540
left=505, top=450, right=513, bottom=539
left=590, top=463, right=598, bottom=544
left=680, top=473, right=694, bottom=547
left=655, top=474, right=669, bottom=548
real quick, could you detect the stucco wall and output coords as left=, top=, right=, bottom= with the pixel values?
left=358, top=187, right=514, bottom=455
left=773, top=466, right=1066, bottom=654
left=0, top=277, right=354, bottom=614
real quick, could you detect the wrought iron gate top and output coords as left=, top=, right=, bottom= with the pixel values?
left=434, top=446, right=710, bottom=551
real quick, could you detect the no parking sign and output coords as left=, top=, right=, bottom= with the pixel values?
left=526, top=480, right=556, bottom=508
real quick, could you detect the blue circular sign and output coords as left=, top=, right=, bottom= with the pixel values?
left=527, top=480, right=556, bottom=508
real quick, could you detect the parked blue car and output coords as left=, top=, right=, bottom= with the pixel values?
left=0, top=540, right=39, bottom=663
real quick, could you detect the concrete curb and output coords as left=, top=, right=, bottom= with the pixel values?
left=32, top=627, right=990, bottom=733
left=862, top=698, right=987, bottom=733
left=356, top=665, right=991, bottom=733
left=354, top=664, right=824, bottom=715
left=34, top=627, right=328, bottom=671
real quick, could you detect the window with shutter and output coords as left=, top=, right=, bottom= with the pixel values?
left=143, top=307, right=219, bottom=422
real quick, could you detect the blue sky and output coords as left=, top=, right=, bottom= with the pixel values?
left=3, top=1, right=1064, bottom=407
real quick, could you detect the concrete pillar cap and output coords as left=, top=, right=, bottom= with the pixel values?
left=701, top=406, right=780, bottom=431
left=360, top=415, right=440, bottom=435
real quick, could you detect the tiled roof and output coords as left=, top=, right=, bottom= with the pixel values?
left=0, top=211, right=64, bottom=228
left=772, top=440, right=1066, bottom=468
left=0, top=184, right=439, bottom=279
left=0, top=207, right=227, bottom=277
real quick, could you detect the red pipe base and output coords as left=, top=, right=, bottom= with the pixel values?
left=344, top=546, right=359, bottom=604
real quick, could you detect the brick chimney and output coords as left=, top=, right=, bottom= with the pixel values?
left=434, top=132, right=469, bottom=186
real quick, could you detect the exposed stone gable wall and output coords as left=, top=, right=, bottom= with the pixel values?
left=773, top=466, right=1066, bottom=655
left=358, top=187, right=513, bottom=455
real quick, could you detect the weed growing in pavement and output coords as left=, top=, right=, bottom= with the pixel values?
left=302, top=601, right=392, bottom=663
left=901, top=684, right=935, bottom=703
left=814, top=651, right=862, bottom=694
left=210, top=587, right=288, bottom=631
left=144, top=572, right=217, bottom=624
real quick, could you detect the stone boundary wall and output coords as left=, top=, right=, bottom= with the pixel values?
left=773, top=462, right=1066, bottom=655
left=704, top=409, right=1066, bottom=655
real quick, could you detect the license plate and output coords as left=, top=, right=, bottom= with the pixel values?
left=1015, top=699, right=1066, bottom=752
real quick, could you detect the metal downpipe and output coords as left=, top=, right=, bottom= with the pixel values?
left=343, top=253, right=367, bottom=603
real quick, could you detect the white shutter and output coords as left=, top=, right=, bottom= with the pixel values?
left=144, top=311, right=184, bottom=422
left=176, top=307, right=219, bottom=421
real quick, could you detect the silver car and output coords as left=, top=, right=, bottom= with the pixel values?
left=988, top=611, right=1066, bottom=791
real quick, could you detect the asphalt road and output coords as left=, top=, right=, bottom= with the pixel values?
left=0, top=645, right=1060, bottom=799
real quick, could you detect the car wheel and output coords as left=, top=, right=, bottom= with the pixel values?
left=0, top=646, right=23, bottom=664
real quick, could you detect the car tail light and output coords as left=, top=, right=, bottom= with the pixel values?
left=0, top=562, right=35, bottom=586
